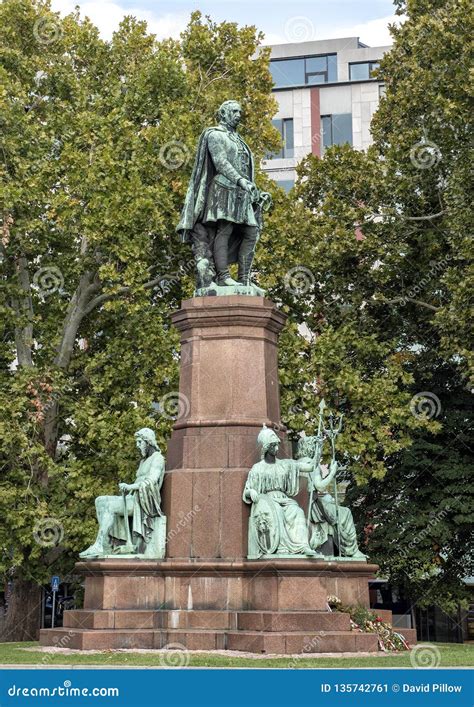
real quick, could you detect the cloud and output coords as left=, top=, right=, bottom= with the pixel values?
left=262, top=14, right=405, bottom=47
left=50, top=2, right=405, bottom=49
left=51, top=0, right=189, bottom=40
left=320, top=14, right=405, bottom=47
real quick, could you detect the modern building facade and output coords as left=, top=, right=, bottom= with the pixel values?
left=262, top=37, right=390, bottom=190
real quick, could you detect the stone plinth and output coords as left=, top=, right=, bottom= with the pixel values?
left=40, top=559, right=395, bottom=653
left=164, top=296, right=290, bottom=562
left=39, top=296, right=404, bottom=654
left=166, top=296, right=289, bottom=471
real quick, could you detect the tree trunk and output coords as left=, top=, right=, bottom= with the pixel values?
left=0, top=579, right=43, bottom=642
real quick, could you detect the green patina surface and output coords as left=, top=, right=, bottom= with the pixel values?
left=80, top=429, right=166, bottom=560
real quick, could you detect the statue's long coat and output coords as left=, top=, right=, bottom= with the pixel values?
left=176, top=126, right=256, bottom=243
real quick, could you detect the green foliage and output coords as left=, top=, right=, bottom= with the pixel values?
left=0, top=0, right=471, bottom=629
left=0, top=0, right=278, bottom=594
left=259, top=0, right=473, bottom=609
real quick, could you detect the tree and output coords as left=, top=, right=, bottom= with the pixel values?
left=259, top=0, right=473, bottom=610
left=0, top=0, right=279, bottom=640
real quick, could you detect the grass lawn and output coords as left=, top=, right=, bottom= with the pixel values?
left=0, top=642, right=472, bottom=668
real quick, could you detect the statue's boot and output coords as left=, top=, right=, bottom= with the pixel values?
left=216, top=270, right=240, bottom=287
left=237, top=260, right=251, bottom=287
left=237, top=258, right=265, bottom=295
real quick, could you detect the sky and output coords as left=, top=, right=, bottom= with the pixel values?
left=50, top=0, right=401, bottom=47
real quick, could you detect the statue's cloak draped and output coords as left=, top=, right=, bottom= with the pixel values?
left=110, top=451, right=164, bottom=549
left=243, top=460, right=312, bottom=556
left=176, top=126, right=255, bottom=241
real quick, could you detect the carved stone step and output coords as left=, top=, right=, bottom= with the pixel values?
left=40, top=627, right=380, bottom=653
left=63, top=608, right=351, bottom=632
left=226, top=630, right=379, bottom=654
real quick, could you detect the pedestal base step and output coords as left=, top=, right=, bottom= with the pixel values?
left=40, top=627, right=379, bottom=654
left=62, top=609, right=351, bottom=632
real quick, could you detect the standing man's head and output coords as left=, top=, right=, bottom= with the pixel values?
left=217, top=100, right=242, bottom=130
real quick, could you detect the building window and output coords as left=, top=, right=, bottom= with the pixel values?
left=270, top=54, right=337, bottom=88
left=269, top=118, right=294, bottom=159
left=379, top=83, right=386, bottom=98
left=321, top=114, right=353, bottom=151
left=349, top=61, right=380, bottom=81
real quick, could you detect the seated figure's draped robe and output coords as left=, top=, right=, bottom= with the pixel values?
left=243, top=459, right=312, bottom=556
left=310, top=492, right=360, bottom=556
left=110, top=451, right=164, bottom=551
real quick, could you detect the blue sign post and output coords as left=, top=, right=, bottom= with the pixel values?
left=50, top=576, right=60, bottom=629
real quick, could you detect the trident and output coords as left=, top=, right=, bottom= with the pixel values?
left=323, top=411, right=344, bottom=556
left=306, top=399, right=327, bottom=528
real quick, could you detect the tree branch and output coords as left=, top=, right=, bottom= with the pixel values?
left=365, top=210, right=446, bottom=223
left=403, top=210, right=446, bottom=222
left=12, top=254, right=34, bottom=367
left=375, top=296, right=440, bottom=312
left=84, top=276, right=165, bottom=315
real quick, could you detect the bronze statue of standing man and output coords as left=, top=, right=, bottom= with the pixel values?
left=177, top=100, right=271, bottom=294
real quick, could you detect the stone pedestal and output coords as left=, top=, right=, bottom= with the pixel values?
left=164, top=296, right=290, bottom=562
left=40, top=296, right=412, bottom=653
left=40, top=559, right=386, bottom=652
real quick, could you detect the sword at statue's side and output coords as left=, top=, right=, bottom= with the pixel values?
left=306, top=399, right=326, bottom=529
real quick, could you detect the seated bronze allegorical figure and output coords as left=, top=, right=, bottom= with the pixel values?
left=176, top=99, right=272, bottom=295
left=80, top=428, right=166, bottom=559
left=243, top=426, right=323, bottom=559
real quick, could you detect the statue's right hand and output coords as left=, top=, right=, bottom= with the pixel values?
left=118, top=483, right=130, bottom=492
left=249, top=489, right=260, bottom=503
left=238, top=178, right=257, bottom=196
